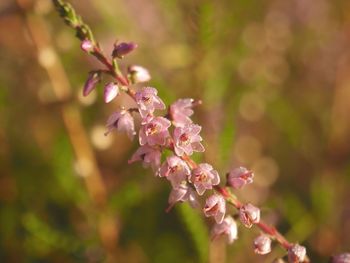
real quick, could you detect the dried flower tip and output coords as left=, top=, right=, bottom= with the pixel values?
left=139, top=116, right=171, bottom=146
left=203, top=194, right=226, bottom=224
left=128, top=145, right=161, bottom=171
left=227, top=166, right=254, bottom=189
left=104, top=82, right=119, bottom=103
left=239, top=203, right=260, bottom=228
left=112, top=42, right=138, bottom=58
left=253, top=234, right=272, bottom=255
left=105, top=109, right=136, bottom=140
left=159, top=156, right=190, bottom=188
left=190, top=163, right=220, bottom=195
left=83, top=71, right=101, bottom=96
left=211, top=216, right=238, bottom=244
left=332, top=253, right=350, bottom=263
left=128, top=65, right=151, bottom=83
left=288, top=244, right=306, bottom=263
left=81, top=39, right=94, bottom=52
left=173, top=124, right=205, bottom=156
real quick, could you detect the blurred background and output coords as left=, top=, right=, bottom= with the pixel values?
left=1, top=0, right=350, bottom=262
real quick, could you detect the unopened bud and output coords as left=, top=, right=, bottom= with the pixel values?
left=128, top=65, right=151, bottom=83
left=81, top=39, right=94, bottom=53
left=253, top=234, right=272, bottom=255
left=112, top=42, right=138, bottom=58
left=288, top=244, right=306, bottom=263
left=239, top=203, right=260, bottom=228
left=104, top=82, right=119, bottom=103
left=83, top=71, right=101, bottom=96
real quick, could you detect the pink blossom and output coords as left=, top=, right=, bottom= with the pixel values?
left=169, top=98, right=194, bottom=127
left=104, top=82, right=119, bottom=103
left=227, top=167, right=254, bottom=189
left=128, top=145, right=161, bottom=171
left=139, top=116, right=170, bottom=146
left=158, top=156, right=190, bottom=188
left=173, top=124, right=205, bottom=156
left=288, top=244, right=306, bottom=263
left=167, top=183, right=198, bottom=210
left=239, top=203, right=260, bottom=228
left=211, top=216, right=238, bottom=244
left=81, top=39, right=94, bottom=52
left=128, top=65, right=151, bottom=83
left=105, top=109, right=136, bottom=139
left=135, top=87, right=165, bottom=117
left=253, top=234, right=272, bottom=255
left=332, top=253, right=350, bottom=263
left=189, top=163, right=220, bottom=195
left=203, top=194, right=226, bottom=224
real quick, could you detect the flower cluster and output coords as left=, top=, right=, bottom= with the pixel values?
left=53, top=1, right=311, bottom=260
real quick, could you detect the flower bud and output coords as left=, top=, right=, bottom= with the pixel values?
left=288, top=244, right=306, bottom=263
left=332, top=253, right=350, bottom=263
left=239, top=203, right=260, bottom=228
left=227, top=167, right=254, bottom=189
left=253, top=234, right=272, bottom=255
left=112, top=42, right=138, bottom=58
left=81, top=39, right=94, bottom=53
left=128, top=65, right=151, bottom=83
left=83, top=71, right=101, bottom=96
left=104, top=82, right=119, bottom=103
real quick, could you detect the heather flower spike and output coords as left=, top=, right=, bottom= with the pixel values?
left=203, top=194, right=226, bottom=224
left=135, top=87, right=165, bottom=117
left=104, top=82, right=119, bottom=103
left=190, top=163, right=220, bottom=195
left=173, top=124, right=205, bottom=156
left=253, top=234, right=272, bottom=255
left=227, top=166, right=254, bottom=189
left=288, top=244, right=306, bottom=263
left=211, top=216, right=238, bottom=244
left=83, top=71, right=101, bottom=96
left=54, top=2, right=311, bottom=261
left=128, top=65, right=151, bottom=83
left=112, top=42, right=138, bottom=59
left=239, top=203, right=260, bottom=228
left=105, top=109, right=136, bottom=139
left=139, top=116, right=171, bottom=146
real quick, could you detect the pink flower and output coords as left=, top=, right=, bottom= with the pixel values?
left=169, top=98, right=194, bottom=127
left=189, top=163, right=220, bottom=195
left=203, top=194, right=226, bottom=224
left=173, top=124, right=204, bottom=156
left=104, top=82, right=119, bottom=103
left=112, top=42, right=138, bottom=58
left=158, top=156, right=190, bottom=188
left=167, top=183, right=198, bottom=211
left=128, top=145, right=161, bottom=171
left=332, top=253, right=350, bottom=263
left=105, top=109, right=136, bottom=139
left=135, top=87, right=165, bottom=117
left=288, top=244, right=306, bottom=263
left=253, top=234, right=272, bottom=255
left=227, top=167, right=254, bottom=189
left=239, top=203, right=260, bottom=228
left=83, top=71, right=101, bottom=96
left=81, top=39, right=94, bottom=52
left=139, top=116, right=170, bottom=146
left=128, top=65, right=151, bottom=83
left=211, top=216, right=238, bottom=244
